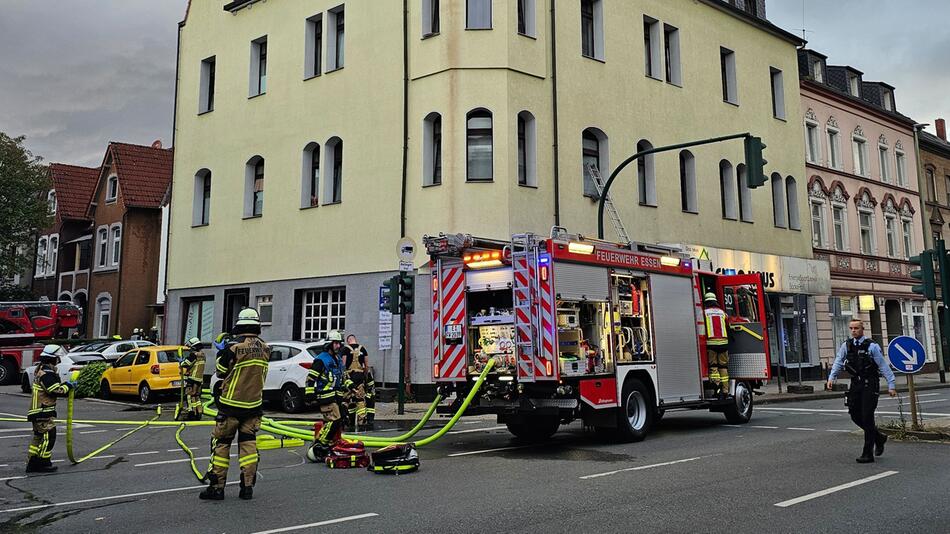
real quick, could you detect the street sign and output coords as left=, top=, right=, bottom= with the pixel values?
left=397, top=237, right=417, bottom=262
left=887, top=335, right=926, bottom=374
left=378, top=310, right=393, bottom=351
left=399, top=260, right=414, bottom=272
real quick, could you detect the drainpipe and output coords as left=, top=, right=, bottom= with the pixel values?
left=400, top=0, right=409, bottom=238
left=550, top=0, right=561, bottom=226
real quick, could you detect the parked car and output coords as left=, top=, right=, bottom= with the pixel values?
left=20, top=353, right=109, bottom=392
left=210, top=340, right=325, bottom=413
left=68, top=340, right=155, bottom=360
left=99, top=345, right=186, bottom=403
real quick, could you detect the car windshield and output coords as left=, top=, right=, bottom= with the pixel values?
left=157, top=351, right=182, bottom=364
left=71, top=355, right=106, bottom=364
left=71, top=342, right=108, bottom=353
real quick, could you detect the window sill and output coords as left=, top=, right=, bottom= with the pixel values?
left=422, top=32, right=440, bottom=40
left=682, top=210, right=698, bottom=215
left=740, top=219, right=755, bottom=224
left=773, top=115, right=787, bottom=122
left=722, top=216, right=738, bottom=221
left=94, top=266, right=119, bottom=274
left=638, top=202, right=657, bottom=208
left=322, top=200, right=342, bottom=206
left=191, top=223, right=209, bottom=228
left=582, top=54, right=606, bottom=64
left=723, top=100, right=740, bottom=107
left=465, top=27, right=493, bottom=31
left=304, top=73, right=321, bottom=82
left=248, top=92, right=266, bottom=100
left=300, top=204, right=320, bottom=210
left=666, top=80, right=683, bottom=88
left=197, top=109, right=214, bottom=116
left=243, top=214, right=263, bottom=220
left=422, top=183, right=442, bottom=189
left=466, top=179, right=494, bottom=184
left=325, top=66, right=344, bottom=75
left=645, top=74, right=663, bottom=82
left=105, top=198, right=117, bottom=204
left=518, top=184, right=538, bottom=189
left=517, top=32, right=537, bottom=40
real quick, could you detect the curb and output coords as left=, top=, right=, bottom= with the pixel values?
left=757, top=382, right=950, bottom=405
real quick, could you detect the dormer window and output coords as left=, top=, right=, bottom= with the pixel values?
left=47, top=190, right=57, bottom=214
left=882, top=89, right=894, bottom=111
left=848, top=73, right=860, bottom=97
left=810, top=58, right=823, bottom=83
left=106, top=175, right=118, bottom=202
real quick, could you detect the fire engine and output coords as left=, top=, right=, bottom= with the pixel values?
left=424, top=228, right=771, bottom=442
left=0, top=301, right=82, bottom=385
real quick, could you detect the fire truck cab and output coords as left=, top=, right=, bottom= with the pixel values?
left=425, top=229, right=770, bottom=442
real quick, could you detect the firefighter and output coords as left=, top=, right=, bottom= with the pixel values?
left=342, top=335, right=370, bottom=430
left=130, top=328, right=143, bottom=341
left=200, top=308, right=269, bottom=501
left=703, top=292, right=730, bottom=398
left=178, top=337, right=205, bottom=421
left=827, top=319, right=896, bottom=463
left=306, top=330, right=352, bottom=459
left=26, top=344, right=74, bottom=473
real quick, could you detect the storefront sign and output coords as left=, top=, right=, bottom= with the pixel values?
left=686, top=245, right=830, bottom=295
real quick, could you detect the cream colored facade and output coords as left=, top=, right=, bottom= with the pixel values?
left=167, top=0, right=818, bottom=384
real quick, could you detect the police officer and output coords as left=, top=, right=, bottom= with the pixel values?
left=703, top=292, right=730, bottom=398
left=342, top=335, right=370, bottom=431
left=178, top=337, right=205, bottom=421
left=306, top=331, right=352, bottom=460
left=827, top=319, right=896, bottom=463
left=200, top=308, right=269, bottom=501
left=26, top=345, right=74, bottom=473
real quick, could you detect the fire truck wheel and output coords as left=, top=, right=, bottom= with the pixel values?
left=615, top=378, right=654, bottom=443
left=723, top=381, right=753, bottom=424
left=0, top=359, right=15, bottom=385
left=506, top=417, right=559, bottom=441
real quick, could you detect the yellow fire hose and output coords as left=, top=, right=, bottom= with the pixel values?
left=65, top=382, right=163, bottom=464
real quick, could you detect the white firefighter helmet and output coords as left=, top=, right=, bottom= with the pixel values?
left=326, top=330, right=344, bottom=342
left=235, top=308, right=261, bottom=326
left=39, top=344, right=66, bottom=362
left=187, top=337, right=202, bottom=348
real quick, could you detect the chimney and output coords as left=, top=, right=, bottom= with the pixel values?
left=937, top=118, right=947, bottom=141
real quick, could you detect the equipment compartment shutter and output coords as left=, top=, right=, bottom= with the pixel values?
left=553, top=263, right=609, bottom=301
left=651, top=274, right=702, bottom=403
left=466, top=268, right=513, bottom=292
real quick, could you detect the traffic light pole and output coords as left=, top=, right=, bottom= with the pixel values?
left=398, top=311, right=407, bottom=415
left=597, top=132, right=752, bottom=239
left=937, top=239, right=949, bottom=383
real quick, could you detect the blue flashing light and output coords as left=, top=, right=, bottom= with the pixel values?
left=724, top=268, right=737, bottom=276
left=539, top=256, right=550, bottom=264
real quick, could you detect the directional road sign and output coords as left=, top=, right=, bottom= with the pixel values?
left=887, top=335, right=926, bottom=374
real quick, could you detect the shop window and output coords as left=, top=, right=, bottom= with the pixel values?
left=301, top=287, right=346, bottom=341
left=182, top=297, right=214, bottom=343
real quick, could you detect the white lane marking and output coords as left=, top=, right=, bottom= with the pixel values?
left=448, top=445, right=535, bottom=457
left=0, top=464, right=9, bottom=468
left=916, top=399, right=949, bottom=405
left=447, top=425, right=507, bottom=435
left=825, top=429, right=851, bottom=433
left=0, top=481, right=239, bottom=514
left=0, top=428, right=34, bottom=433
left=0, top=435, right=31, bottom=440
left=750, top=425, right=779, bottom=429
left=787, top=427, right=815, bottom=431
left=135, top=453, right=235, bottom=467
left=758, top=407, right=950, bottom=417
left=252, top=513, right=380, bottom=534
left=167, top=447, right=197, bottom=452
left=881, top=392, right=941, bottom=400
left=0, top=476, right=25, bottom=482
left=580, top=456, right=706, bottom=480
left=80, top=430, right=109, bottom=435
left=127, top=451, right=159, bottom=456
left=775, top=471, right=899, bottom=508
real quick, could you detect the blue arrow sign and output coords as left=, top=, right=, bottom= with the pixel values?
left=886, top=335, right=926, bottom=374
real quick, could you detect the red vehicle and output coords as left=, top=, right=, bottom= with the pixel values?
left=425, top=229, right=771, bottom=442
left=0, top=301, right=82, bottom=384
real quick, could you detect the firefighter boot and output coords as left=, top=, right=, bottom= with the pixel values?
left=26, top=458, right=57, bottom=473
left=239, top=474, right=255, bottom=500
left=198, top=474, right=225, bottom=501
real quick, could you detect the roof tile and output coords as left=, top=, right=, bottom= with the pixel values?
left=109, top=142, right=174, bottom=209
left=49, top=163, right=100, bottom=222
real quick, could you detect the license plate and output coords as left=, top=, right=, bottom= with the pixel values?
left=171, top=380, right=182, bottom=387
left=445, top=324, right=463, bottom=340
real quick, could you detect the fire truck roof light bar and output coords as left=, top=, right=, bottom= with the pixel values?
left=568, top=242, right=595, bottom=255
left=660, top=256, right=681, bottom=267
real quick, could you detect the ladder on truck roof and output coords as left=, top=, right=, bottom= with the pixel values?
left=511, top=233, right=541, bottom=383
left=586, top=163, right=630, bottom=244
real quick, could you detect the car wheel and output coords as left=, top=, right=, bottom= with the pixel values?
left=139, top=383, right=152, bottom=404
left=506, top=416, right=559, bottom=441
left=0, top=359, right=16, bottom=385
left=280, top=384, right=304, bottom=414
left=21, top=373, right=32, bottom=393
left=99, top=380, right=111, bottom=400
left=615, top=377, right=655, bottom=443
left=723, top=381, right=753, bottom=424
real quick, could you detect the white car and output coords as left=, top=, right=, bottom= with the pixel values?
left=210, top=340, right=325, bottom=413
left=20, top=353, right=109, bottom=392
left=68, top=340, right=155, bottom=360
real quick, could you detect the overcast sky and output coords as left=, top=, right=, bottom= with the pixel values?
left=1, top=1, right=948, bottom=166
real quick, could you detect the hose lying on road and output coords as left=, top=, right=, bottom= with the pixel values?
left=66, top=384, right=163, bottom=464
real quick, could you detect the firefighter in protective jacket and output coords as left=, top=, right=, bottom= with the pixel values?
left=306, top=330, right=352, bottom=458
left=703, top=292, right=730, bottom=397
left=200, top=308, right=269, bottom=501
left=343, top=335, right=370, bottom=430
left=26, top=345, right=73, bottom=473
left=178, top=337, right=205, bottom=421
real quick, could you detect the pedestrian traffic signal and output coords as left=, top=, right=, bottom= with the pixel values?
left=381, top=276, right=400, bottom=314
left=398, top=272, right=415, bottom=315
left=744, top=135, right=768, bottom=188
left=910, top=250, right=937, bottom=300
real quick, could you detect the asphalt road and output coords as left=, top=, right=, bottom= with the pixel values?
left=1, top=385, right=948, bottom=534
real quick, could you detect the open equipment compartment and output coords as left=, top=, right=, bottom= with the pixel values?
left=465, top=287, right=516, bottom=375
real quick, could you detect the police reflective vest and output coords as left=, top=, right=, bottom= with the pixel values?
left=308, top=351, right=350, bottom=404
left=704, top=307, right=729, bottom=347
left=215, top=335, right=269, bottom=413
left=28, top=365, right=70, bottom=421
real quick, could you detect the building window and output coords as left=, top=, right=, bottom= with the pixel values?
left=47, top=191, right=57, bottom=214
left=517, top=0, right=535, bottom=36
left=182, top=298, right=214, bottom=343
left=466, top=109, right=493, bottom=182
left=832, top=204, right=847, bottom=251
left=879, top=144, right=890, bottom=183
left=830, top=297, right=854, bottom=350
left=771, top=173, right=786, bottom=228
left=679, top=150, right=697, bottom=213
left=643, top=16, right=660, bottom=79
left=325, top=137, right=344, bottom=203
left=902, top=302, right=931, bottom=357
left=306, top=15, right=323, bottom=78
left=580, top=0, right=603, bottom=60
left=582, top=128, right=607, bottom=198
left=106, top=175, right=118, bottom=202
left=110, top=225, right=121, bottom=266
left=199, top=56, right=215, bottom=112
left=859, top=210, right=874, bottom=255
left=466, top=0, right=491, bottom=30
left=250, top=37, right=267, bottom=96
left=193, top=169, right=211, bottom=225
left=804, top=121, right=820, bottom=164
left=35, top=237, right=48, bottom=276
left=637, top=139, right=656, bottom=206
left=96, top=296, right=112, bottom=338
left=256, top=295, right=274, bottom=326
left=852, top=133, right=869, bottom=177
left=517, top=111, right=537, bottom=187
left=47, top=235, right=58, bottom=276
left=719, top=160, right=737, bottom=220
left=423, top=113, right=442, bottom=186
left=737, top=164, right=752, bottom=222
left=902, top=219, right=913, bottom=259
left=895, top=150, right=907, bottom=187
left=786, top=177, right=800, bottom=230
left=301, top=143, right=321, bottom=208
left=882, top=90, right=894, bottom=111
left=720, top=47, right=737, bottom=105
left=663, top=24, right=681, bottom=86
left=329, top=6, right=345, bottom=70
left=422, top=0, right=440, bottom=36
left=827, top=126, right=841, bottom=169
left=770, top=67, right=785, bottom=120
left=811, top=201, right=825, bottom=248
left=885, top=215, right=898, bottom=258
left=811, top=58, right=824, bottom=83
left=301, top=288, right=346, bottom=341
left=926, top=168, right=937, bottom=202
left=244, top=156, right=264, bottom=218
left=848, top=73, right=860, bottom=97
left=946, top=176, right=950, bottom=206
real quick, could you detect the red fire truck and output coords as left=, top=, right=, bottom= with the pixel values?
left=0, top=301, right=81, bottom=384
left=424, top=229, right=771, bottom=442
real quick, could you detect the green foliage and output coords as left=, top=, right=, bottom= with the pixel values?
left=0, top=132, right=52, bottom=280
left=0, top=282, right=35, bottom=301
left=75, top=362, right=110, bottom=398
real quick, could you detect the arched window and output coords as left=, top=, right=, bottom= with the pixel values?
left=737, top=164, right=752, bottom=222
left=325, top=137, right=343, bottom=203
left=466, top=109, right=493, bottom=181
left=244, top=156, right=264, bottom=217
left=422, top=113, right=442, bottom=186
left=193, top=169, right=211, bottom=225
left=786, top=176, right=800, bottom=230
left=771, top=173, right=787, bottom=228
left=719, top=160, right=737, bottom=219
left=582, top=128, right=608, bottom=197
left=95, top=295, right=112, bottom=338
left=517, top=111, right=537, bottom=187
left=637, top=139, right=656, bottom=206
left=679, top=150, right=697, bottom=213
left=301, top=143, right=320, bottom=207
left=47, top=191, right=57, bottom=214
left=35, top=236, right=48, bottom=276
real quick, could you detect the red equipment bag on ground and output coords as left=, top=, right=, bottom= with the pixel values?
left=325, top=441, right=370, bottom=469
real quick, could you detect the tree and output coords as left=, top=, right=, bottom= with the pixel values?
left=0, top=133, right=52, bottom=281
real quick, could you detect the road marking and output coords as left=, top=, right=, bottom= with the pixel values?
left=787, top=427, right=815, bottom=431
left=0, top=476, right=25, bottom=482
left=448, top=445, right=536, bottom=457
left=0, top=464, right=8, bottom=468
left=135, top=453, right=234, bottom=467
left=758, top=407, right=950, bottom=417
left=750, top=425, right=778, bottom=429
left=882, top=392, right=941, bottom=400
left=774, top=471, right=899, bottom=508
left=825, top=429, right=851, bottom=433
left=0, top=427, right=33, bottom=433
left=580, top=456, right=706, bottom=480
left=447, top=425, right=507, bottom=435
left=252, top=513, right=380, bottom=534
left=0, top=434, right=31, bottom=440
left=916, top=399, right=948, bottom=405
left=167, top=447, right=197, bottom=452
left=128, top=451, right=159, bottom=456
left=80, top=430, right=109, bottom=435
left=0, top=481, right=239, bottom=514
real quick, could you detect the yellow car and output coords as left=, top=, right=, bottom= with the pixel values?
left=99, top=345, right=186, bottom=403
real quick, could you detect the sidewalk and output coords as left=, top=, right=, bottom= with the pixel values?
left=758, top=371, right=949, bottom=405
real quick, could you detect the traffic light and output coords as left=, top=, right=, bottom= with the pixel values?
left=398, top=272, right=415, bottom=315
left=910, top=250, right=937, bottom=300
left=381, top=276, right=400, bottom=314
left=744, top=135, right=768, bottom=188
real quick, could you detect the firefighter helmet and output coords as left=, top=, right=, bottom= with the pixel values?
left=39, top=344, right=65, bottom=362
left=187, top=337, right=202, bottom=349
left=704, top=292, right=719, bottom=305
left=235, top=308, right=261, bottom=327
left=326, top=330, right=344, bottom=343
